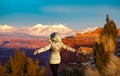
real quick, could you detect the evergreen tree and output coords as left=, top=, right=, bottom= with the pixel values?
left=93, top=42, right=110, bottom=73
left=6, top=49, right=27, bottom=76
left=25, top=58, right=45, bottom=76
left=6, top=49, right=45, bottom=76
left=93, top=15, right=118, bottom=74
left=100, top=14, right=118, bottom=47
left=0, top=62, right=5, bottom=76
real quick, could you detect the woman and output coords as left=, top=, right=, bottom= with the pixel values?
left=34, top=32, right=77, bottom=76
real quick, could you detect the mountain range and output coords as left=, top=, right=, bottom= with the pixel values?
left=0, top=24, right=98, bottom=37
left=0, top=24, right=100, bottom=48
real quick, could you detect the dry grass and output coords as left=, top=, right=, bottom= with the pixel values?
left=102, top=54, right=120, bottom=76
left=84, top=54, right=120, bottom=76
left=99, top=36, right=120, bottom=75
left=85, top=66, right=100, bottom=76
left=92, top=35, right=120, bottom=76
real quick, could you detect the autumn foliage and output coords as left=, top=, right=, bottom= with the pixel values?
left=0, top=49, right=45, bottom=76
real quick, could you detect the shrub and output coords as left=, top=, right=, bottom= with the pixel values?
left=0, top=62, right=6, bottom=76
left=6, top=49, right=45, bottom=76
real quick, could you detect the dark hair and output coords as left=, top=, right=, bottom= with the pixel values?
left=50, top=32, right=58, bottom=40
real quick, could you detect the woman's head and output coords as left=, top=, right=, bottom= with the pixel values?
left=49, top=32, right=61, bottom=43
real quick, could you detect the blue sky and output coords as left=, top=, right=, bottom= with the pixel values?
left=0, top=0, right=120, bottom=30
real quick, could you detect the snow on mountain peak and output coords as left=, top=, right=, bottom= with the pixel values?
left=0, top=24, right=99, bottom=37
left=46, top=24, right=72, bottom=33
left=0, top=24, right=14, bottom=28
left=85, top=27, right=98, bottom=31
left=32, top=24, right=68, bottom=29
left=32, top=24, right=43, bottom=28
left=32, top=24, right=49, bottom=28
left=80, top=27, right=98, bottom=34
left=52, top=24, right=66, bottom=27
left=0, top=24, right=15, bottom=31
left=29, top=24, right=72, bottom=36
left=51, top=24, right=72, bottom=30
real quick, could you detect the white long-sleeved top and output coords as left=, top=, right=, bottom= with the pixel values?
left=37, top=42, right=75, bottom=64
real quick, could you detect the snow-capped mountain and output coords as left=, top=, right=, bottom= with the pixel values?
left=80, top=27, right=98, bottom=34
left=0, top=25, right=16, bottom=32
left=0, top=24, right=100, bottom=38
left=67, top=27, right=98, bottom=37
left=23, top=24, right=72, bottom=36
left=0, top=24, right=72, bottom=37
left=38, top=24, right=72, bottom=36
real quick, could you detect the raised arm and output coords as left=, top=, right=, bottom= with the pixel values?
left=62, top=43, right=76, bottom=52
left=34, top=44, right=51, bottom=55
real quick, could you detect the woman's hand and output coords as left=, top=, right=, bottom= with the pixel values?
left=75, top=49, right=82, bottom=56
left=75, top=50, right=79, bottom=56
left=34, top=50, right=38, bottom=55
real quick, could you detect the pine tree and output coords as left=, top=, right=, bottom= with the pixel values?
left=25, top=58, right=45, bottom=76
left=0, top=62, right=5, bottom=76
left=100, top=14, right=118, bottom=48
left=6, top=49, right=27, bottom=76
left=93, top=14, right=118, bottom=75
left=93, top=42, right=110, bottom=73
left=6, top=49, right=45, bottom=76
